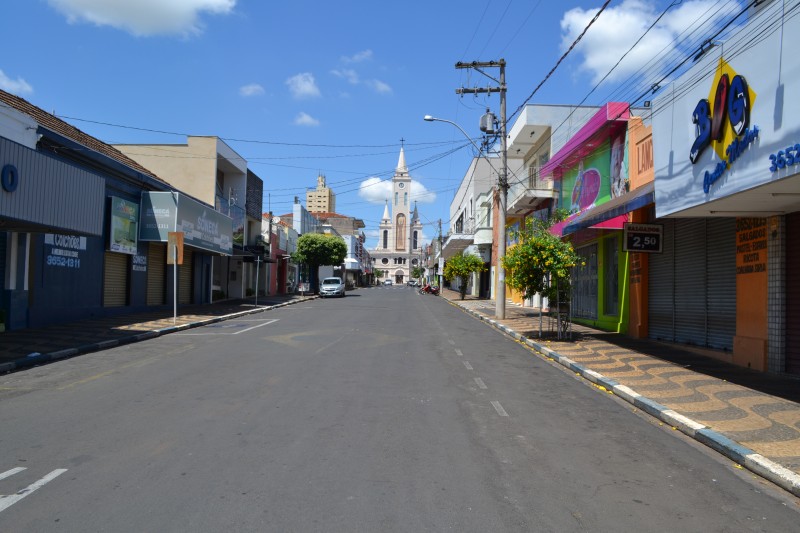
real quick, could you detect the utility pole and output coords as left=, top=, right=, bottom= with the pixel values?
left=455, top=59, right=507, bottom=319
left=438, top=218, right=443, bottom=288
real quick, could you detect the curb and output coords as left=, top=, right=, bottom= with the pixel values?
left=1, top=296, right=317, bottom=375
left=447, top=299, right=800, bottom=498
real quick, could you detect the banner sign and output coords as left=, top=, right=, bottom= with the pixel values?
left=109, top=196, right=139, bottom=255
left=140, top=192, right=233, bottom=255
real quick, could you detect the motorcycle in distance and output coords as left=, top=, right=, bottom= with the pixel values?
left=419, top=284, right=440, bottom=296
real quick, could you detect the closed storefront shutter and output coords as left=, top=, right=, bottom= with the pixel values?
left=648, top=219, right=674, bottom=341
left=178, top=248, right=193, bottom=305
left=103, top=252, right=129, bottom=307
left=706, top=218, right=736, bottom=350
left=674, top=219, right=707, bottom=346
left=787, top=213, right=800, bottom=374
left=648, top=218, right=735, bottom=350
left=147, top=243, right=166, bottom=306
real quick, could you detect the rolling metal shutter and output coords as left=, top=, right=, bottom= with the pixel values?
left=572, top=244, right=598, bottom=319
left=787, top=214, right=800, bottom=375
left=103, top=252, right=129, bottom=307
left=705, top=218, right=736, bottom=350
left=674, top=219, right=708, bottom=346
left=147, top=243, right=166, bottom=306
left=648, top=218, right=736, bottom=350
left=648, top=219, right=675, bottom=341
left=178, top=248, right=193, bottom=305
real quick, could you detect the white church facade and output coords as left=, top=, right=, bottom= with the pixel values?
left=372, top=148, right=424, bottom=284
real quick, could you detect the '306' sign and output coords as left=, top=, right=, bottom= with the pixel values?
left=689, top=73, right=750, bottom=164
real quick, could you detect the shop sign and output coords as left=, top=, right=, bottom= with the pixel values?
left=140, top=192, right=177, bottom=242
left=132, top=254, right=147, bottom=272
left=140, top=192, right=233, bottom=255
left=44, top=233, right=86, bottom=269
left=623, top=223, right=662, bottom=253
left=689, top=58, right=759, bottom=193
left=108, top=196, right=139, bottom=255
left=735, top=218, right=767, bottom=275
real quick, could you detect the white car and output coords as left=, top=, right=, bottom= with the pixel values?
left=320, top=277, right=346, bottom=298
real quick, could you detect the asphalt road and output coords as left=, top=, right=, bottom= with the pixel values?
left=0, top=287, right=798, bottom=532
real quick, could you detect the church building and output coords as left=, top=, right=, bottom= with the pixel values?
left=372, top=147, right=424, bottom=284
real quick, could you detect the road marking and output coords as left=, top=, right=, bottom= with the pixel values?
left=0, top=468, right=67, bottom=513
left=0, top=468, right=26, bottom=481
left=474, top=378, right=487, bottom=390
left=178, top=319, right=280, bottom=335
left=463, top=361, right=473, bottom=370
left=448, top=339, right=455, bottom=345
left=454, top=349, right=463, bottom=356
left=491, top=401, right=509, bottom=417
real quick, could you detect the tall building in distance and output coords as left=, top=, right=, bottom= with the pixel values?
left=371, top=147, right=424, bottom=284
left=306, top=174, right=336, bottom=213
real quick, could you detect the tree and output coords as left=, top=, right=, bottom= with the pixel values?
left=501, top=211, right=581, bottom=306
left=443, top=252, right=486, bottom=300
left=411, top=266, right=424, bottom=282
left=291, top=233, right=347, bottom=293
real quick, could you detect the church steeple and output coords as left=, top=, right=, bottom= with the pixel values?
left=396, top=145, right=408, bottom=176
left=411, top=201, right=419, bottom=224
left=382, top=199, right=390, bottom=222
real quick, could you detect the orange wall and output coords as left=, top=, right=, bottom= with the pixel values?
left=626, top=118, right=653, bottom=338
left=734, top=217, right=769, bottom=370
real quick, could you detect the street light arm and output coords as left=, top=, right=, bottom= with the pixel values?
left=423, top=115, right=484, bottom=155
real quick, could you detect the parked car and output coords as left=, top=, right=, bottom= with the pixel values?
left=320, top=277, right=346, bottom=298
left=407, top=280, right=418, bottom=287
left=383, top=279, right=393, bottom=285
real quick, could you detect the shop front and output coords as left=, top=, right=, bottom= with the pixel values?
left=651, top=1, right=800, bottom=373
left=140, top=192, right=232, bottom=306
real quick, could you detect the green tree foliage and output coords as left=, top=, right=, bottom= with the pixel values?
left=443, top=252, right=486, bottom=300
left=501, top=213, right=581, bottom=304
left=291, top=233, right=347, bottom=292
left=411, top=266, right=424, bottom=281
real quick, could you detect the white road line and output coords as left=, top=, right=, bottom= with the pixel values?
left=454, top=349, right=463, bottom=356
left=491, top=401, right=509, bottom=417
left=0, top=469, right=67, bottom=513
left=0, top=468, right=25, bottom=481
left=474, top=378, right=487, bottom=389
left=463, top=361, right=473, bottom=370
left=233, top=319, right=280, bottom=335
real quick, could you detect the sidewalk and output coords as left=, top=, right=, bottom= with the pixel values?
left=439, top=288, right=800, bottom=497
left=0, top=293, right=317, bottom=374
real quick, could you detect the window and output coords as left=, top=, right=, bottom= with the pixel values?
left=413, top=230, right=418, bottom=250
left=382, top=230, right=388, bottom=249
left=404, top=192, right=408, bottom=206
left=604, top=236, right=619, bottom=316
left=381, top=257, right=388, bottom=265
left=395, top=192, right=398, bottom=206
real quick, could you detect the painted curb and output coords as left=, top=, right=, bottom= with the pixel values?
left=448, top=299, right=800, bottom=498
left=1, top=295, right=317, bottom=375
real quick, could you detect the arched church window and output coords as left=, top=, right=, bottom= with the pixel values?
left=395, top=192, right=398, bottom=206
left=382, top=230, right=388, bottom=249
left=404, top=192, right=408, bottom=206
left=412, top=230, right=418, bottom=250
left=396, top=214, right=406, bottom=250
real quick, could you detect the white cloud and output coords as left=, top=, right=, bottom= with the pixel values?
left=0, top=70, right=33, bottom=95
left=331, top=68, right=360, bottom=85
left=341, top=50, right=373, bottom=63
left=366, top=79, right=392, bottom=94
left=286, top=72, right=321, bottom=99
left=561, top=0, right=740, bottom=84
left=239, top=83, right=264, bottom=97
left=47, top=0, right=235, bottom=37
left=358, top=178, right=436, bottom=204
left=294, top=112, right=320, bottom=127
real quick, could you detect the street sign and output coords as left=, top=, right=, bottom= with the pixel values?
left=167, top=231, right=184, bottom=265
left=623, top=223, right=663, bottom=253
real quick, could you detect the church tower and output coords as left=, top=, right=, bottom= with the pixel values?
left=371, top=145, right=423, bottom=284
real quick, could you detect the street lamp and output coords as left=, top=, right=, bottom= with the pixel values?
left=423, top=114, right=508, bottom=320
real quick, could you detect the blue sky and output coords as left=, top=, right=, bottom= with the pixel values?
left=2, top=0, right=744, bottom=247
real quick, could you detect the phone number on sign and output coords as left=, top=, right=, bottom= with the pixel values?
left=47, top=255, right=81, bottom=269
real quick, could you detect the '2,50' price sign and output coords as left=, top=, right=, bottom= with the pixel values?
left=623, top=223, right=663, bottom=253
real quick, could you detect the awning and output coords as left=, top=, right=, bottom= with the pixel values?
left=563, top=181, right=655, bottom=235
left=441, top=232, right=474, bottom=259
